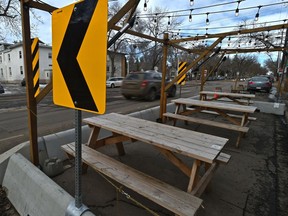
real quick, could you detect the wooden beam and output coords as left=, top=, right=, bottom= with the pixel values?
left=26, top=0, right=57, bottom=13
left=170, top=23, right=288, bottom=44
left=189, top=47, right=287, bottom=54
left=108, top=0, right=140, bottom=30
left=111, top=25, right=164, bottom=43
left=160, top=33, right=168, bottom=122
left=165, top=37, right=224, bottom=91
left=21, top=0, right=39, bottom=165
left=35, top=80, right=52, bottom=104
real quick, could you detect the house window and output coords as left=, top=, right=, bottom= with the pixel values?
left=48, top=53, right=52, bottom=59
left=8, top=54, right=10, bottom=61
left=19, top=51, right=22, bottom=59
left=9, top=67, right=12, bottom=76
left=20, top=66, right=23, bottom=75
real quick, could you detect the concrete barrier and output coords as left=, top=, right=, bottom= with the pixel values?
left=2, top=153, right=95, bottom=216
left=253, top=100, right=285, bottom=115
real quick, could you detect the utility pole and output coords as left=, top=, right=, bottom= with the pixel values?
left=278, top=28, right=288, bottom=100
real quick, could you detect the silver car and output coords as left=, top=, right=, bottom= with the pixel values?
left=106, top=77, right=124, bottom=88
left=247, top=76, right=272, bottom=93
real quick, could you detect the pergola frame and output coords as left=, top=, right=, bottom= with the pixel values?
left=20, top=0, right=288, bottom=164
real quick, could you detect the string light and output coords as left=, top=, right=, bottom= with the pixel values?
left=190, top=0, right=194, bottom=6
left=235, top=0, right=241, bottom=17
left=255, top=6, right=262, bottom=21
left=189, top=9, right=193, bottom=22
left=168, top=16, right=171, bottom=26
left=154, top=14, right=157, bottom=23
left=144, top=0, right=147, bottom=11
left=205, top=28, right=208, bottom=38
left=264, top=31, right=269, bottom=41
left=206, top=12, right=210, bottom=25
left=135, top=16, right=139, bottom=27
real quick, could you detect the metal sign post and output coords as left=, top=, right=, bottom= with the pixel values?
left=75, top=110, right=82, bottom=208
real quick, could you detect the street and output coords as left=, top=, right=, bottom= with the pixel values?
left=0, top=80, right=234, bottom=154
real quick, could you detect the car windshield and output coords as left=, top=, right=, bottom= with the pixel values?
left=107, top=78, right=116, bottom=81
left=125, top=71, right=164, bottom=80
left=251, top=77, right=269, bottom=81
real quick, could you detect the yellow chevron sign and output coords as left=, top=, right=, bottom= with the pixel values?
left=177, top=61, right=187, bottom=85
left=31, top=38, right=40, bottom=97
left=52, top=0, right=107, bottom=114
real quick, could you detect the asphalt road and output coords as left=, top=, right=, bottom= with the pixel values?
left=0, top=80, right=233, bottom=154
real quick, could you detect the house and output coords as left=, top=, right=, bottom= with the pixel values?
left=0, top=41, right=52, bottom=84
left=0, top=41, right=127, bottom=84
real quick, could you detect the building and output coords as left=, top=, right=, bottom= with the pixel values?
left=0, top=41, right=127, bottom=84
left=0, top=41, right=52, bottom=84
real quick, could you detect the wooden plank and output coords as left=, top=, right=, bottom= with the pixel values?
left=163, top=113, right=249, bottom=133
left=216, top=152, right=231, bottom=164
left=84, top=114, right=228, bottom=163
left=191, top=162, right=218, bottom=197
left=187, top=160, right=201, bottom=192
left=200, top=91, right=255, bottom=98
left=185, top=109, right=257, bottom=121
left=62, top=143, right=203, bottom=216
left=172, top=98, right=257, bottom=113
left=156, top=147, right=191, bottom=177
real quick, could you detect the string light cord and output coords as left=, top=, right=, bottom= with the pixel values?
left=168, top=19, right=288, bottom=36
left=140, top=0, right=245, bottom=17
left=137, top=1, right=288, bottom=20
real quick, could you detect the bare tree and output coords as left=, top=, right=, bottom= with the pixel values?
left=0, top=0, right=21, bottom=40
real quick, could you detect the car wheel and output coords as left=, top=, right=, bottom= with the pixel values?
left=123, top=95, right=131, bottom=100
left=146, top=88, right=156, bottom=101
left=168, top=86, right=176, bottom=97
left=111, top=83, right=115, bottom=88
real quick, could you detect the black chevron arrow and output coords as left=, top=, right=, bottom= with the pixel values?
left=57, top=0, right=99, bottom=112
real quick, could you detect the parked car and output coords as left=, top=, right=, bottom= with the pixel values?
left=260, top=74, right=274, bottom=83
left=247, top=76, right=272, bottom=93
left=121, top=70, right=177, bottom=101
left=106, top=77, right=124, bottom=88
left=0, top=83, right=4, bottom=94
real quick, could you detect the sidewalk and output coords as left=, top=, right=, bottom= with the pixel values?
left=52, top=97, right=288, bottom=216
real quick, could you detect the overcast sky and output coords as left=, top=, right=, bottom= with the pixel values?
left=32, top=0, right=287, bottom=43
left=14, top=0, right=288, bottom=64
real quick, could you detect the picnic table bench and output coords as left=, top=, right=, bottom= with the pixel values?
left=164, top=98, right=257, bottom=147
left=62, top=113, right=230, bottom=215
left=200, top=91, right=255, bottom=105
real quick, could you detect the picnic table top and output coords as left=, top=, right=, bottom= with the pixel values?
left=171, top=98, right=257, bottom=113
left=200, top=91, right=255, bottom=98
left=83, top=113, right=228, bottom=163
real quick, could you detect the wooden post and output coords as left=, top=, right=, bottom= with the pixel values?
left=20, top=0, right=39, bottom=165
left=160, top=33, right=168, bottom=122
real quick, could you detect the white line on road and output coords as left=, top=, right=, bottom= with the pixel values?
left=0, top=134, right=24, bottom=142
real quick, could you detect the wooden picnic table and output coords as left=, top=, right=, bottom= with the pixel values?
left=200, top=91, right=255, bottom=105
left=164, top=98, right=257, bottom=147
left=62, top=113, right=230, bottom=215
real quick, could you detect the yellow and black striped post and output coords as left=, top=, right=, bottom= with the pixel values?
left=177, top=61, right=187, bottom=85
left=31, top=37, right=40, bottom=97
